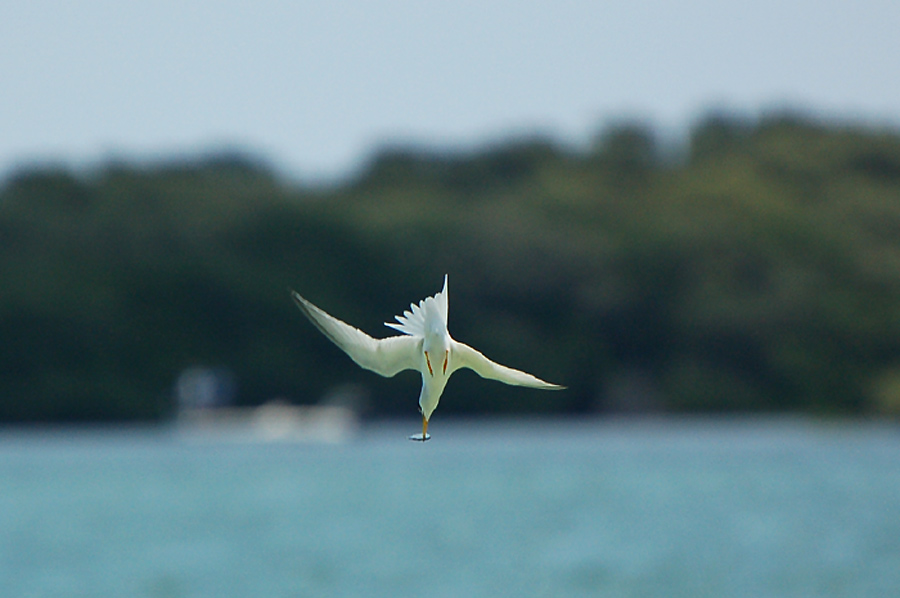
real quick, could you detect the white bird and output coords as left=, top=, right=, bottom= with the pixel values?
left=291, top=275, right=563, bottom=441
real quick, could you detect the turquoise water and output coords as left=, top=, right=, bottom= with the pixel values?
left=2, top=418, right=899, bottom=597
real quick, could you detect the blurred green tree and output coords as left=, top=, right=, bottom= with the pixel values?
left=2, top=115, right=900, bottom=421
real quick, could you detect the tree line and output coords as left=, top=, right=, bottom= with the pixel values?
left=2, top=113, right=900, bottom=422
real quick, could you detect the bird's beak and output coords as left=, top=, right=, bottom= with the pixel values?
left=408, top=415, right=430, bottom=441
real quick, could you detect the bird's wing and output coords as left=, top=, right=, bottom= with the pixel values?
left=292, top=291, right=421, bottom=377
left=451, top=341, right=565, bottom=389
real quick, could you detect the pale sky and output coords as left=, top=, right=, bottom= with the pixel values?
left=2, top=1, right=898, bottom=182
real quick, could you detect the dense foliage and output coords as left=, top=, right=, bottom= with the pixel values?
left=3, top=114, right=900, bottom=422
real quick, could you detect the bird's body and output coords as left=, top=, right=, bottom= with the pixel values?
left=292, top=275, right=563, bottom=440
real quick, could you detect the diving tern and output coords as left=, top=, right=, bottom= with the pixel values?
left=292, top=275, right=563, bottom=441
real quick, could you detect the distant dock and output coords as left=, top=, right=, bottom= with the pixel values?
left=176, top=401, right=359, bottom=443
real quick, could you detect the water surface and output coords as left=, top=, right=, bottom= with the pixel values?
left=2, top=418, right=898, bottom=597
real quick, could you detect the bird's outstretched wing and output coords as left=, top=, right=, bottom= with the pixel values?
left=292, top=291, right=421, bottom=377
left=451, top=341, right=564, bottom=389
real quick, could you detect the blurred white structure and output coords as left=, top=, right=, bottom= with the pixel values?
left=175, top=372, right=364, bottom=443
left=177, top=400, right=359, bottom=444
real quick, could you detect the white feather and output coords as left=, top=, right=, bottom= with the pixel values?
left=384, top=274, right=448, bottom=336
left=291, top=292, right=420, bottom=377
left=450, top=340, right=564, bottom=389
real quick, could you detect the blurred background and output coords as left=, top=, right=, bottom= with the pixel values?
left=2, top=1, right=899, bottom=423
left=3, top=3, right=900, bottom=597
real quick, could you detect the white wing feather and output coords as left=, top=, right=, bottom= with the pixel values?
left=385, top=300, right=427, bottom=337
left=385, top=274, right=448, bottom=337
left=292, top=291, right=420, bottom=377
left=451, top=340, right=564, bottom=390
